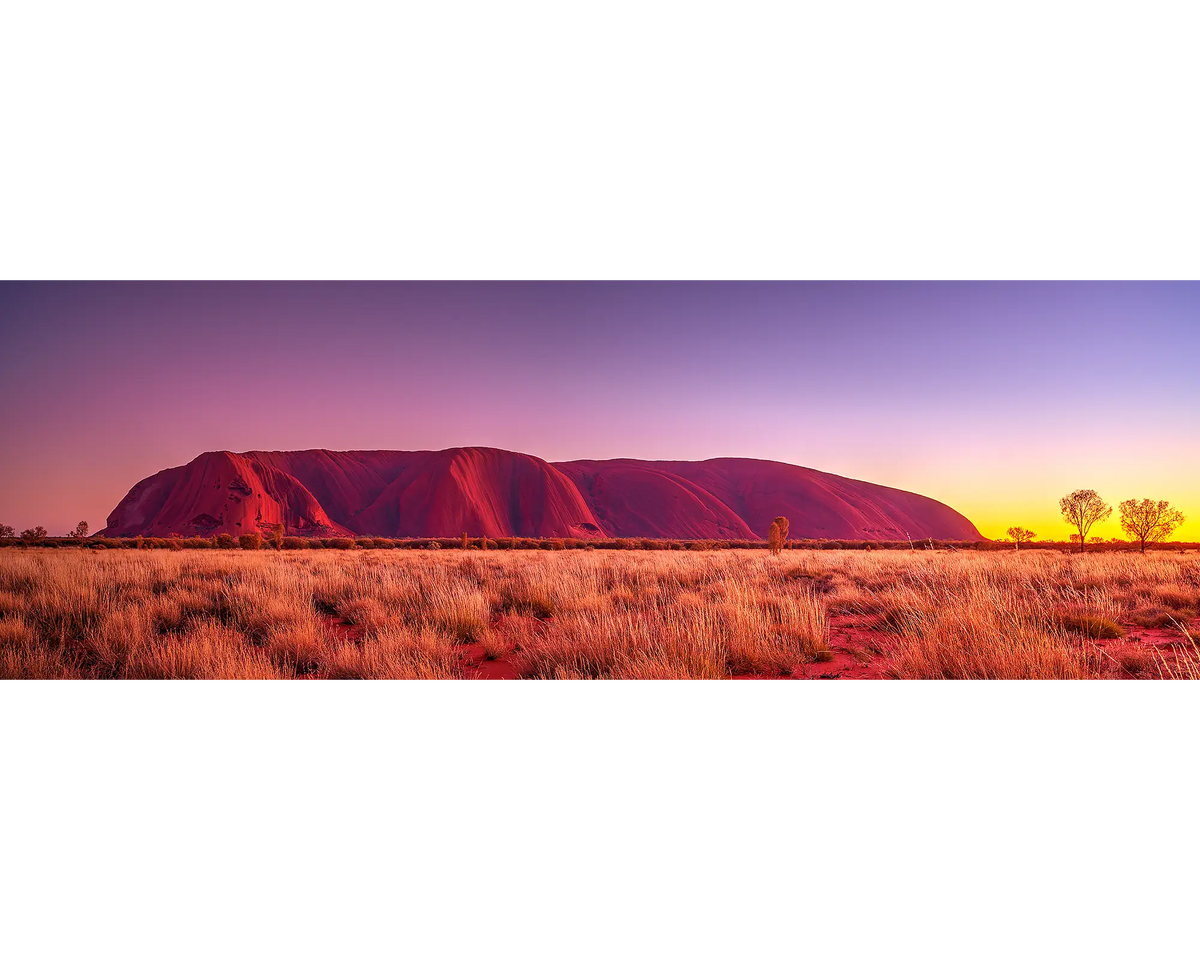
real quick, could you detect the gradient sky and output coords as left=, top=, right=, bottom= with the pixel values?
left=1, top=282, right=1197, bottom=541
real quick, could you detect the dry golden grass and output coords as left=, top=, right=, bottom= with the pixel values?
left=0, top=547, right=1196, bottom=679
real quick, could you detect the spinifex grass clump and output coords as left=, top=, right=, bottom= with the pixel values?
left=1128, top=606, right=1195, bottom=629
left=425, top=583, right=490, bottom=643
left=493, top=580, right=557, bottom=619
left=1049, top=609, right=1126, bottom=640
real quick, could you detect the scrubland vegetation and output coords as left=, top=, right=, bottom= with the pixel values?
left=1, top=548, right=1198, bottom=679
left=2, top=533, right=1196, bottom=552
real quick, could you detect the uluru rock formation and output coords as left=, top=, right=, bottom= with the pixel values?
left=100, top=447, right=983, bottom=541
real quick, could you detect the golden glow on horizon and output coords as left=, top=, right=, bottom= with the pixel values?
left=893, top=443, right=1200, bottom=545
left=967, top=499, right=1200, bottom=544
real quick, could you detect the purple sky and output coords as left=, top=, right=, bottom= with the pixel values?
left=1, top=282, right=1197, bottom=539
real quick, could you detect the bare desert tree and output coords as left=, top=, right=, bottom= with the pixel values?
left=767, top=516, right=789, bottom=555
left=1005, top=526, right=1035, bottom=550
left=1059, top=490, right=1112, bottom=553
left=67, top=521, right=89, bottom=541
left=1119, top=499, right=1186, bottom=554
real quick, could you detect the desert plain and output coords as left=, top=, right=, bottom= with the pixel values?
left=2, top=546, right=1197, bottom=680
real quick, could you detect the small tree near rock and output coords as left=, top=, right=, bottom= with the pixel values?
left=767, top=516, right=789, bottom=556
left=1006, top=526, right=1035, bottom=550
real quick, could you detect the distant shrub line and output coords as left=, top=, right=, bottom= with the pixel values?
left=1, top=535, right=1196, bottom=552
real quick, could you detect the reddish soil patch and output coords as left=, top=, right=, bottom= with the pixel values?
left=318, top=611, right=526, bottom=679
left=322, top=616, right=362, bottom=643
left=1092, top=619, right=1199, bottom=678
left=731, top=620, right=887, bottom=680
left=462, top=644, right=520, bottom=680
left=461, top=612, right=545, bottom=679
left=811, top=615, right=890, bottom=679
left=728, top=615, right=886, bottom=679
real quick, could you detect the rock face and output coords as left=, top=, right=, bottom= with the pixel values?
left=100, top=451, right=350, bottom=539
left=555, top=458, right=981, bottom=541
left=100, top=447, right=983, bottom=541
